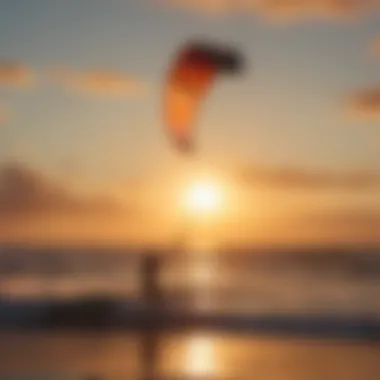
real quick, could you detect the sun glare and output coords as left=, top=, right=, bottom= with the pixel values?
left=183, top=179, right=223, bottom=216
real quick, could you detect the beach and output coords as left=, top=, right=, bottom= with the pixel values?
left=0, top=330, right=379, bottom=379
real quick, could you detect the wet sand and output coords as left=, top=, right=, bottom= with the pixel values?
left=0, top=331, right=379, bottom=379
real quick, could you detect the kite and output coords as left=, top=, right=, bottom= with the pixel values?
left=163, top=40, right=245, bottom=153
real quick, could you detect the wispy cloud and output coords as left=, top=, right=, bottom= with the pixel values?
left=238, top=165, right=380, bottom=190
left=0, top=162, right=168, bottom=245
left=0, top=162, right=128, bottom=223
left=347, top=87, right=380, bottom=120
left=0, top=161, right=378, bottom=246
left=303, top=209, right=380, bottom=229
left=291, top=209, right=380, bottom=244
left=0, top=62, right=34, bottom=87
left=162, top=0, right=380, bottom=22
left=52, top=68, right=146, bottom=97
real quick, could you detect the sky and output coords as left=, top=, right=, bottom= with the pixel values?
left=0, top=0, right=380, bottom=247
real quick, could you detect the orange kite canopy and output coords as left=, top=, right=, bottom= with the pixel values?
left=163, top=40, right=245, bottom=154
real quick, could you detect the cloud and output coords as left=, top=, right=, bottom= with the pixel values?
left=305, top=209, right=380, bottom=229
left=163, top=0, right=380, bottom=21
left=52, top=68, right=145, bottom=97
left=0, top=162, right=127, bottom=223
left=238, top=166, right=380, bottom=190
left=0, top=162, right=170, bottom=245
left=0, top=62, right=34, bottom=87
left=164, top=0, right=243, bottom=14
left=347, top=87, right=380, bottom=120
left=0, top=161, right=378, bottom=246
left=292, top=209, right=380, bottom=243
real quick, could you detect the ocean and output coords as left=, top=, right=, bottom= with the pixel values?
left=1, top=246, right=380, bottom=316
left=0, top=245, right=379, bottom=379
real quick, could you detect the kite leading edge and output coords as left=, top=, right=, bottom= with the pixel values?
left=163, top=40, right=245, bottom=154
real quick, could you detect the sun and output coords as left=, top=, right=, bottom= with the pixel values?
left=183, top=179, right=223, bottom=216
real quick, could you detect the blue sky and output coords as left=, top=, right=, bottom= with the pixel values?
left=0, top=0, right=379, bottom=245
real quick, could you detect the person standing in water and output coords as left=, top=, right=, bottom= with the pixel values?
left=140, top=252, right=164, bottom=380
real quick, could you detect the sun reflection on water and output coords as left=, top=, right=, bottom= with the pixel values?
left=185, top=335, right=217, bottom=378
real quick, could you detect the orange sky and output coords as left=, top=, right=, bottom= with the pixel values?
left=0, top=1, right=379, bottom=248
left=0, top=160, right=379, bottom=248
